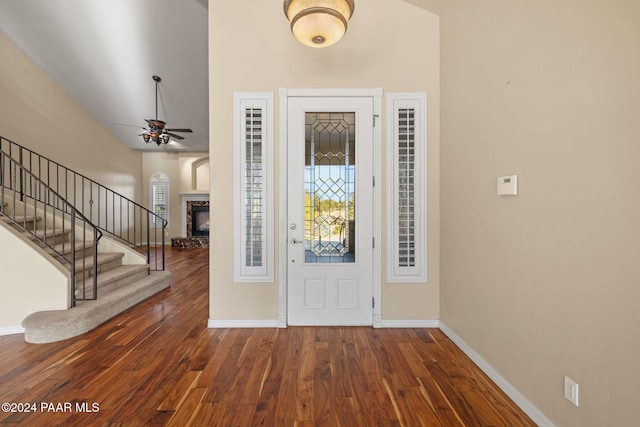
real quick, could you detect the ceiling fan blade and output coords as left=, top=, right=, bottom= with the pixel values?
left=166, top=128, right=193, bottom=133
left=165, top=132, right=185, bottom=140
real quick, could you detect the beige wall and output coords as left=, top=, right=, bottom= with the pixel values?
left=0, top=225, right=68, bottom=329
left=439, top=1, right=640, bottom=426
left=0, top=33, right=142, bottom=200
left=178, top=153, right=210, bottom=193
left=210, top=0, right=440, bottom=321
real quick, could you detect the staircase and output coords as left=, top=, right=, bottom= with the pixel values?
left=13, top=208, right=171, bottom=343
left=0, top=139, right=171, bottom=344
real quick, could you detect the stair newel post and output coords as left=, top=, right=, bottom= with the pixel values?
left=162, top=219, right=166, bottom=271
left=70, top=213, right=77, bottom=307
left=147, top=212, right=151, bottom=271
left=92, top=226, right=99, bottom=301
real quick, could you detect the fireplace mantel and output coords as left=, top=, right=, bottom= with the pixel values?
left=179, top=193, right=209, bottom=237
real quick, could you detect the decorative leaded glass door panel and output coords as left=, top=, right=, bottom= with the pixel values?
left=305, top=111, right=355, bottom=263
left=287, top=96, right=373, bottom=326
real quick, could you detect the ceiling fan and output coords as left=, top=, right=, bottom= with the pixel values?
left=139, top=75, right=192, bottom=146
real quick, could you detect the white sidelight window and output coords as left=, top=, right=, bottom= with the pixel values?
left=387, top=93, right=427, bottom=282
left=150, top=172, right=170, bottom=226
left=233, top=93, right=274, bottom=282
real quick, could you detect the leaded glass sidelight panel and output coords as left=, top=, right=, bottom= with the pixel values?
left=304, top=112, right=356, bottom=263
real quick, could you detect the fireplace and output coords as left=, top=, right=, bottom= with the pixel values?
left=191, top=205, right=210, bottom=237
left=172, top=194, right=210, bottom=248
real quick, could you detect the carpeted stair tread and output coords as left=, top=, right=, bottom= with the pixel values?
left=0, top=214, right=40, bottom=224
left=73, top=252, right=124, bottom=273
left=75, top=264, right=150, bottom=297
left=22, top=271, right=172, bottom=344
left=51, top=240, right=96, bottom=256
left=94, top=264, right=149, bottom=287
left=30, top=228, right=71, bottom=240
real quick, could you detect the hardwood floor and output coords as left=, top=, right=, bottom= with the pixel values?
left=0, top=247, right=535, bottom=426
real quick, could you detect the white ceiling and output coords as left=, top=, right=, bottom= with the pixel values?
left=0, top=0, right=209, bottom=152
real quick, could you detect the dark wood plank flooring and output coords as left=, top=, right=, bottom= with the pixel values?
left=0, top=247, right=535, bottom=426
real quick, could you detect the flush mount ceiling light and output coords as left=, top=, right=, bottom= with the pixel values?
left=283, top=0, right=355, bottom=48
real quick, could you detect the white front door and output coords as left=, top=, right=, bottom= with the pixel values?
left=287, top=96, right=374, bottom=325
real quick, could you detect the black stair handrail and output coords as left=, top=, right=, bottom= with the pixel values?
left=0, top=136, right=167, bottom=271
left=0, top=149, right=102, bottom=305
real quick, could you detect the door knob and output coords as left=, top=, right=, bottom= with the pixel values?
left=290, top=238, right=304, bottom=244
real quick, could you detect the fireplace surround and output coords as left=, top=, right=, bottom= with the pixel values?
left=172, top=193, right=210, bottom=248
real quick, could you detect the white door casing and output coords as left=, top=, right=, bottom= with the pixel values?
left=286, top=95, right=374, bottom=326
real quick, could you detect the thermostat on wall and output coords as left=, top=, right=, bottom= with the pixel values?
left=497, top=175, right=518, bottom=196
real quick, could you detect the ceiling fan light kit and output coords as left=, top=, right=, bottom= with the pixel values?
left=140, top=75, right=193, bottom=146
left=283, top=0, right=355, bottom=48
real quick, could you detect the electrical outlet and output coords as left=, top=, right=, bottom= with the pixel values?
left=564, top=376, right=579, bottom=406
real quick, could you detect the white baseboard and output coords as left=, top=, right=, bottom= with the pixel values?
left=0, top=326, right=25, bottom=336
left=380, top=319, right=440, bottom=328
left=439, top=322, right=555, bottom=427
left=207, top=319, right=440, bottom=329
left=208, top=319, right=280, bottom=328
